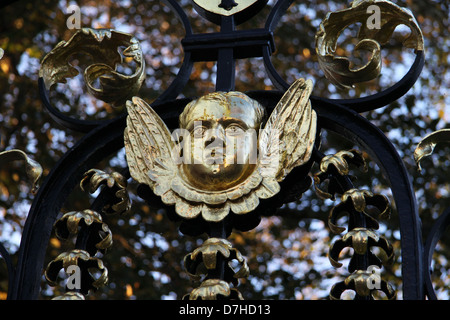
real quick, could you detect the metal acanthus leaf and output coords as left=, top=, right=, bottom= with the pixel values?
left=315, top=0, right=424, bottom=89
left=414, top=129, right=450, bottom=172
left=0, top=149, right=43, bottom=194
left=39, top=28, right=145, bottom=107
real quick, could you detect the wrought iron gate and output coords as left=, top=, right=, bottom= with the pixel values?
left=0, top=0, right=448, bottom=300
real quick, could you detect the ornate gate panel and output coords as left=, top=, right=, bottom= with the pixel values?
left=0, top=0, right=448, bottom=300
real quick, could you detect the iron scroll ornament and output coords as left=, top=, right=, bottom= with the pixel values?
left=2, top=0, right=443, bottom=300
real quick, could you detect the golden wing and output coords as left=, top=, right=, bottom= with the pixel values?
left=259, top=78, right=317, bottom=181
left=124, top=97, right=177, bottom=197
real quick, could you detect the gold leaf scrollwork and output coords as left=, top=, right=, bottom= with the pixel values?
left=80, top=169, right=131, bottom=215
left=52, top=292, right=86, bottom=300
left=54, top=209, right=113, bottom=255
left=328, top=227, right=394, bottom=269
left=45, top=249, right=108, bottom=295
left=39, top=28, right=145, bottom=107
left=184, top=238, right=249, bottom=285
left=0, top=149, right=43, bottom=194
left=183, top=279, right=244, bottom=300
left=330, top=270, right=396, bottom=300
left=314, top=149, right=367, bottom=200
left=414, top=128, right=450, bottom=172
left=328, top=188, right=390, bottom=234
left=315, top=0, right=424, bottom=89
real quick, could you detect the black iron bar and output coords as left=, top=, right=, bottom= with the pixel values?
left=207, top=221, right=228, bottom=282
left=216, top=15, right=236, bottom=92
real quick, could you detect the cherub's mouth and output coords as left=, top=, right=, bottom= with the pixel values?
left=211, top=164, right=220, bottom=174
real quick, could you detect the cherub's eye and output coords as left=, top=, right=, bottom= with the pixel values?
left=192, top=126, right=206, bottom=136
left=226, top=124, right=244, bottom=136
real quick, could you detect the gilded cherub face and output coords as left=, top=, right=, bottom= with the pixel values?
left=125, top=78, right=315, bottom=221
left=179, top=92, right=265, bottom=191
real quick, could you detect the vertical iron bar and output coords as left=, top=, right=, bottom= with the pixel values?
left=216, top=16, right=236, bottom=92
left=207, top=221, right=227, bottom=281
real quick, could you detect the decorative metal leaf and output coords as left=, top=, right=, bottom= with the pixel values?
left=80, top=169, right=130, bottom=215
left=39, top=28, right=145, bottom=107
left=184, top=238, right=249, bottom=285
left=45, top=249, right=108, bottom=294
left=329, top=228, right=394, bottom=270
left=314, top=149, right=367, bottom=200
left=54, top=209, right=113, bottom=255
left=52, top=292, right=85, bottom=300
left=414, top=129, right=450, bottom=172
left=183, top=279, right=243, bottom=300
left=330, top=270, right=396, bottom=300
left=0, top=149, right=42, bottom=194
left=315, top=0, right=424, bottom=89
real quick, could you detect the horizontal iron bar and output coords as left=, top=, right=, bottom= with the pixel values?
left=181, top=28, right=275, bottom=61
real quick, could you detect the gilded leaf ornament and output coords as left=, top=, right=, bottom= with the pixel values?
left=315, top=0, right=424, bottom=89
left=45, top=249, right=108, bottom=294
left=124, top=78, right=317, bottom=222
left=39, top=28, right=145, bottom=107
left=414, top=129, right=450, bottom=172
left=183, top=279, right=244, bottom=300
left=0, top=149, right=42, bottom=194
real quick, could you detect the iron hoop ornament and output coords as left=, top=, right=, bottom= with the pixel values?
left=262, top=0, right=425, bottom=112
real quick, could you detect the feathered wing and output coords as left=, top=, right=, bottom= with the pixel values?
left=124, top=96, right=177, bottom=197
left=259, top=78, right=317, bottom=182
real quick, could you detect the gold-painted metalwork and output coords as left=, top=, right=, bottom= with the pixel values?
left=184, top=238, right=249, bottom=285
left=329, top=188, right=390, bottom=234
left=414, top=128, right=450, bottom=172
left=183, top=279, right=243, bottom=300
left=54, top=209, right=113, bottom=254
left=330, top=270, right=396, bottom=300
left=80, top=169, right=130, bottom=215
left=320, top=150, right=367, bottom=176
left=317, top=150, right=396, bottom=299
left=0, top=149, right=42, bottom=194
left=329, top=227, right=394, bottom=268
left=52, top=292, right=86, bottom=300
left=124, top=78, right=316, bottom=222
left=315, top=0, right=424, bottom=89
left=45, top=249, right=108, bottom=294
left=46, top=171, right=118, bottom=298
left=314, top=149, right=366, bottom=200
left=39, top=28, right=145, bottom=107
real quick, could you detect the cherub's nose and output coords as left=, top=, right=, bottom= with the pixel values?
left=205, top=125, right=226, bottom=147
